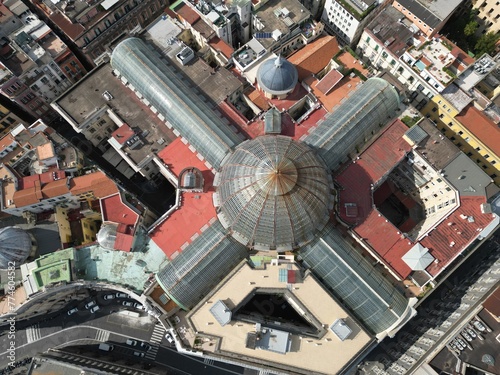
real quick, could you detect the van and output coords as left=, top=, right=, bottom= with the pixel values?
left=99, top=343, right=114, bottom=351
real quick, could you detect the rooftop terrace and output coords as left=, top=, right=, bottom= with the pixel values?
left=187, top=260, right=373, bottom=375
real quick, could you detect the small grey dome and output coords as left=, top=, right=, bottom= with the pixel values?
left=257, top=56, right=298, bottom=96
left=0, top=227, right=32, bottom=269
left=97, top=223, right=118, bottom=250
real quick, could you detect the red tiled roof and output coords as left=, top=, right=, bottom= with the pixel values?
left=111, top=124, right=135, bottom=145
left=288, top=35, right=340, bottom=81
left=101, top=193, right=139, bottom=227
left=0, top=134, right=16, bottom=152
left=13, top=181, right=43, bottom=207
left=70, top=171, right=119, bottom=198
left=209, top=36, right=234, bottom=59
left=114, top=232, right=134, bottom=252
left=174, top=2, right=200, bottom=26
left=335, top=118, right=497, bottom=279
left=482, top=286, right=500, bottom=318
left=455, top=104, right=500, bottom=156
left=50, top=12, right=85, bottom=41
left=421, top=196, right=494, bottom=277
left=316, top=69, right=343, bottom=95
left=152, top=138, right=216, bottom=258
left=41, top=178, right=69, bottom=198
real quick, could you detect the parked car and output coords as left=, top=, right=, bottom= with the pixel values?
left=126, top=339, right=137, bottom=346
left=90, top=305, right=100, bottom=313
left=165, top=333, right=174, bottom=344
left=85, top=300, right=96, bottom=309
left=122, top=301, right=134, bottom=307
left=134, top=302, right=145, bottom=310
left=133, top=351, right=145, bottom=357
left=116, top=292, right=128, bottom=298
left=67, top=308, right=78, bottom=316
left=103, top=294, right=115, bottom=300
left=140, top=342, right=151, bottom=351
left=473, top=320, right=486, bottom=332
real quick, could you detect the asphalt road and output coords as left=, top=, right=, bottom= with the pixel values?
left=358, top=231, right=500, bottom=375
left=0, top=289, right=248, bottom=375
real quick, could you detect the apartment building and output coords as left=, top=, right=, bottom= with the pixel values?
left=34, top=0, right=167, bottom=66
left=473, top=0, right=500, bottom=35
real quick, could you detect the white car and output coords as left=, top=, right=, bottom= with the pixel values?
left=134, top=302, right=145, bottom=310
left=140, top=342, right=151, bottom=351
left=85, top=300, right=96, bottom=309
left=116, top=292, right=128, bottom=298
left=133, top=351, right=145, bottom=357
left=165, top=333, right=174, bottom=344
left=67, top=308, right=78, bottom=316
left=90, top=305, right=100, bottom=313
left=122, top=301, right=134, bottom=307
left=103, top=294, right=115, bottom=300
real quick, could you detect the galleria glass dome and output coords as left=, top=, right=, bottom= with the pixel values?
left=214, top=135, right=332, bottom=251
left=0, top=226, right=32, bottom=269
left=256, top=56, right=298, bottom=96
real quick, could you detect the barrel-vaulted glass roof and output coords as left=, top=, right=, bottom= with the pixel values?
left=155, top=220, right=248, bottom=310
left=304, top=78, right=400, bottom=171
left=299, top=223, right=410, bottom=334
left=110, top=38, right=243, bottom=169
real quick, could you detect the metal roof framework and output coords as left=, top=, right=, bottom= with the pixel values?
left=155, top=220, right=248, bottom=310
left=110, top=38, right=243, bottom=169
left=299, top=223, right=409, bottom=334
left=304, top=78, right=400, bottom=171
left=214, top=136, right=333, bottom=251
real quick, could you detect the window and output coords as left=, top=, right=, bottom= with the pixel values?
left=382, top=52, right=388, bottom=58
left=431, top=107, right=437, bottom=112
left=484, top=154, right=489, bottom=159
left=390, top=59, right=396, bottom=66
left=458, top=130, right=463, bottom=135
left=104, top=19, right=111, bottom=27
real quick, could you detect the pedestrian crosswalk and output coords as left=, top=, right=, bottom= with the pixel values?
left=95, top=329, right=110, bottom=342
left=203, top=358, right=214, bottom=365
left=25, top=324, right=41, bottom=343
left=144, top=344, right=159, bottom=360
left=150, top=324, right=165, bottom=344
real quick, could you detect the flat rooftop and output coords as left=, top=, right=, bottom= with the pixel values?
left=54, top=63, right=176, bottom=165
left=187, top=261, right=373, bottom=375
left=252, top=0, right=311, bottom=49
left=150, top=138, right=217, bottom=259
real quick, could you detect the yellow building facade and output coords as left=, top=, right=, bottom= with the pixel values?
left=422, top=95, right=500, bottom=185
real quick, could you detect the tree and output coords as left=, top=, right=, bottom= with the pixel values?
left=475, top=32, right=500, bottom=56
left=464, top=21, right=478, bottom=36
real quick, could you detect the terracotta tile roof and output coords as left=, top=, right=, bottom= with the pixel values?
left=335, top=118, right=497, bottom=279
left=111, top=123, right=135, bottom=145
left=316, top=69, right=343, bottom=95
left=70, top=171, right=119, bottom=198
left=114, top=232, right=134, bottom=252
left=100, top=193, right=139, bottom=227
left=36, top=142, right=55, bottom=160
left=455, top=104, right=500, bottom=156
left=246, top=87, right=270, bottom=111
left=482, top=286, right=500, bottom=318
left=0, top=134, right=16, bottom=152
left=421, top=196, right=494, bottom=277
left=153, top=138, right=216, bottom=258
left=192, top=18, right=215, bottom=39
left=13, top=180, right=43, bottom=207
left=41, top=178, right=69, bottom=198
left=288, top=35, right=340, bottom=81
left=209, top=36, right=234, bottom=59
left=50, top=12, right=85, bottom=41
left=303, top=74, right=362, bottom=112
left=174, top=2, right=200, bottom=26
